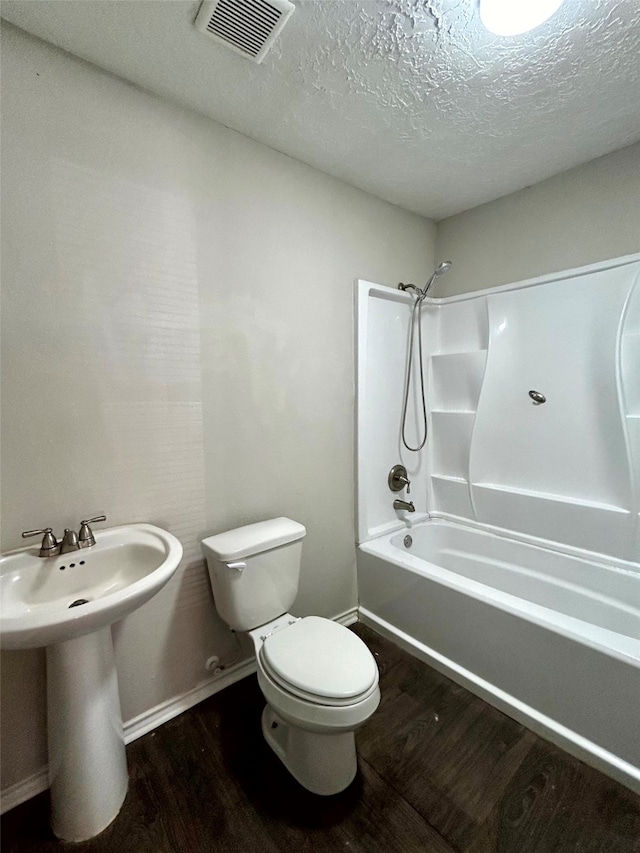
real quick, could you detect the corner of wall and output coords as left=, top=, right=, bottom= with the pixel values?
left=433, top=142, right=640, bottom=297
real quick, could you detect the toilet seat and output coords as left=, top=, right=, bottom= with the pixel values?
left=259, top=616, right=379, bottom=707
left=259, top=653, right=379, bottom=707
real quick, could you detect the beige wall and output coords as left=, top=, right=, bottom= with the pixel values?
left=434, top=143, right=640, bottom=296
left=0, top=23, right=435, bottom=794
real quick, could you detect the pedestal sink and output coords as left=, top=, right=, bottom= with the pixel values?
left=0, top=523, right=183, bottom=841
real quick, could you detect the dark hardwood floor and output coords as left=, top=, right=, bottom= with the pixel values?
left=2, top=623, right=639, bottom=852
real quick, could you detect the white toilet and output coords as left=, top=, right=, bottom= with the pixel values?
left=202, top=517, right=380, bottom=796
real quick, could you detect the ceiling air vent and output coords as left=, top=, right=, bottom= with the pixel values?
left=194, top=0, right=295, bottom=64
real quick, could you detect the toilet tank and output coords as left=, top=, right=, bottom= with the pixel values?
left=202, top=518, right=306, bottom=631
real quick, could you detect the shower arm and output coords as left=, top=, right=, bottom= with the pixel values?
left=398, top=261, right=452, bottom=300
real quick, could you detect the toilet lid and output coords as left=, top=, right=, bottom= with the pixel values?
left=260, top=616, right=378, bottom=701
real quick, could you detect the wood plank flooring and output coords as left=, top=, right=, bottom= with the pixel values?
left=2, top=623, right=639, bottom=852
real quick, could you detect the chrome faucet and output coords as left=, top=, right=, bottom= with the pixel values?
left=393, top=499, right=415, bottom=512
left=22, top=515, right=106, bottom=558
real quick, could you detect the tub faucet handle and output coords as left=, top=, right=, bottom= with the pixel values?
left=389, top=464, right=411, bottom=494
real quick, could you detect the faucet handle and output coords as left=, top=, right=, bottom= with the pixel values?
left=78, top=515, right=107, bottom=548
left=22, top=526, right=54, bottom=539
left=22, top=527, right=60, bottom=557
left=81, top=515, right=107, bottom=526
left=388, top=464, right=411, bottom=494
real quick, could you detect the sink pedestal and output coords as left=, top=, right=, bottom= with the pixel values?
left=47, top=627, right=128, bottom=842
left=1, top=522, right=183, bottom=840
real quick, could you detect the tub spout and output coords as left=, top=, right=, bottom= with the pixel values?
left=393, top=499, right=415, bottom=512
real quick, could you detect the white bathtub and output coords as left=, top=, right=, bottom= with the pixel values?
left=357, top=518, right=640, bottom=793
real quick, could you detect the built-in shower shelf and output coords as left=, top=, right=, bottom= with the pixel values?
left=431, top=475, right=473, bottom=519
left=434, top=296, right=489, bottom=354
left=431, top=411, right=475, bottom=482
left=431, top=411, right=476, bottom=420
left=471, top=482, right=629, bottom=513
left=470, top=483, right=633, bottom=558
left=430, top=350, right=487, bottom=413
left=431, top=350, right=488, bottom=359
left=431, top=409, right=476, bottom=415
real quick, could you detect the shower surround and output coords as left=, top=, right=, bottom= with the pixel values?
left=355, top=254, right=640, bottom=792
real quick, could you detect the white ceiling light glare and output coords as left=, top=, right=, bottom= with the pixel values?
left=479, top=0, right=565, bottom=36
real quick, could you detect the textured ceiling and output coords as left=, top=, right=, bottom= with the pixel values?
left=2, top=0, right=640, bottom=219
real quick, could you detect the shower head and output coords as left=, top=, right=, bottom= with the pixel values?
left=422, top=260, right=452, bottom=295
left=398, top=261, right=453, bottom=298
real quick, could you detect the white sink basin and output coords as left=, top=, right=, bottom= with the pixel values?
left=0, top=523, right=182, bottom=649
left=0, top=522, right=183, bottom=842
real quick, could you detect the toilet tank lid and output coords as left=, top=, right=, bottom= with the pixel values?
left=202, top=517, right=306, bottom=561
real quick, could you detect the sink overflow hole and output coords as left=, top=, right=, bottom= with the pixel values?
left=69, top=599, right=90, bottom=608
left=59, top=560, right=85, bottom=571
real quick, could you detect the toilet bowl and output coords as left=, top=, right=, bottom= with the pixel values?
left=201, top=518, right=380, bottom=796
left=250, top=614, right=380, bottom=795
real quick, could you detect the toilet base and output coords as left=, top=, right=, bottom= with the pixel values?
left=261, top=705, right=358, bottom=796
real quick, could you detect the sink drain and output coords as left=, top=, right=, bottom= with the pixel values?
left=68, top=598, right=90, bottom=608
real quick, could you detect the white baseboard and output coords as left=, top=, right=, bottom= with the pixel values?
left=1, top=608, right=361, bottom=814
left=124, top=657, right=257, bottom=744
left=1, top=768, right=50, bottom=815
left=333, top=605, right=359, bottom=627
